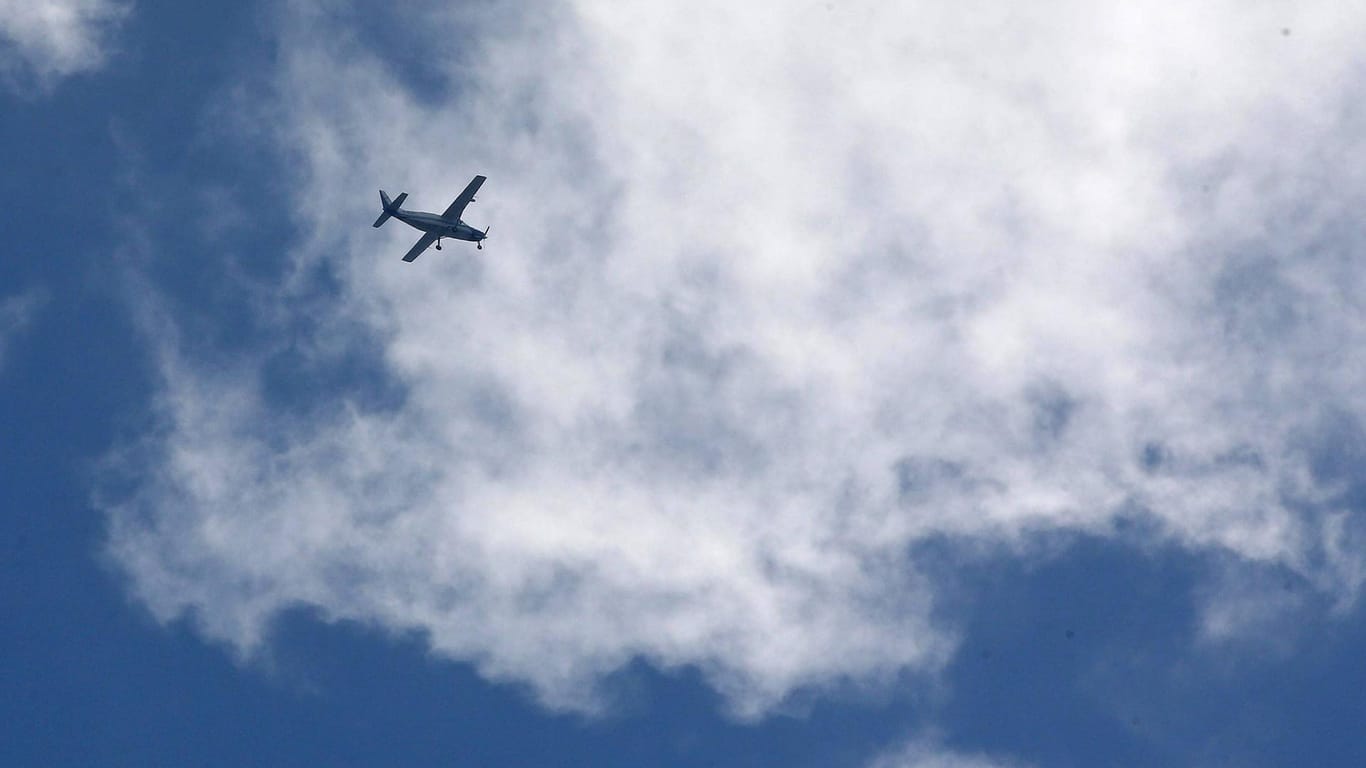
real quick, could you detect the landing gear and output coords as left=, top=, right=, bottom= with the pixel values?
left=477, top=242, right=483, bottom=250
left=435, top=238, right=442, bottom=251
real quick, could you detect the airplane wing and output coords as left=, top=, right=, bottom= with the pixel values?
left=441, top=175, right=486, bottom=221
left=401, top=232, right=440, bottom=262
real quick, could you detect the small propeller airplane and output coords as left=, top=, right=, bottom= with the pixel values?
left=373, top=174, right=489, bottom=262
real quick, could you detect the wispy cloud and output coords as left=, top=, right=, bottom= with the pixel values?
left=0, top=287, right=46, bottom=369
left=868, top=737, right=1029, bottom=768
left=104, top=0, right=1366, bottom=717
left=0, top=0, right=128, bottom=86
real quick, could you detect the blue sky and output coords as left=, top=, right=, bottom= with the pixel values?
left=6, top=2, right=1366, bottom=766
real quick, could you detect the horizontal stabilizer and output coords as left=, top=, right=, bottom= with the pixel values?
left=373, top=190, right=408, bottom=228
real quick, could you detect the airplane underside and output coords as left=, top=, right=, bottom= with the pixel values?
left=374, top=175, right=489, bottom=261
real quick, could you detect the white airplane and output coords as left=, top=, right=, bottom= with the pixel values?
left=373, top=175, right=488, bottom=262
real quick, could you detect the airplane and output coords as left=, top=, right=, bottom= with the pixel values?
left=372, top=174, right=489, bottom=262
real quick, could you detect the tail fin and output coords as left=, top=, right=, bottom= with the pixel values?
left=372, top=190, right=408, bottom=228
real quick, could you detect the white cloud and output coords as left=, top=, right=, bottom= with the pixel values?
left=0, top=287, right=46, bottom=368
left=868, top=737, right=1028, bottom=768
left=104, top=0, right=1366, bottom=717
left=0, top=0, right=127, bottom=83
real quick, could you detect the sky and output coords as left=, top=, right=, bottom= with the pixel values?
left=5, top=0, right=1366, bottom=765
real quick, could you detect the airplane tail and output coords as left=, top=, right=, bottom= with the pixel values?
left=372, top=190, right=408, bottom=228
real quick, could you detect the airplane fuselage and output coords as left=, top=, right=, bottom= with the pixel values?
left=393, top=209, right=486, bottom=243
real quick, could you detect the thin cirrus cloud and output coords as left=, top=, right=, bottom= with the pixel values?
left=867, top=737, right=1029, bottom=768
left=103, top=0, right=1366, bottom=718
left=0, top=287, right=46, bottom=369
left=0, top=0, right=127, bottom=84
